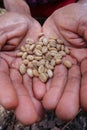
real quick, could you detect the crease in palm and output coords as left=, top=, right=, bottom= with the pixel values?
left=0, top=2, right=87, bottom=124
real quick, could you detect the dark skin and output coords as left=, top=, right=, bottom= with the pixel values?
left=1, top=0, right=87, bottom=125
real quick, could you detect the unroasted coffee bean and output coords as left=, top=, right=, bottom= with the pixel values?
left=63, top=60, right=72, bottom=68
left=17, top=34, right=71, bottom=82
left=27, top=68, right=33, bottom=77
left=19, top=64, right=26, bottom=74
left=39, top=73, right=48, bottom=83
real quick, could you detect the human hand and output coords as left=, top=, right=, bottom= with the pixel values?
left=0, top=8, right=45, bottom=125
left=0, top=1, right=48, bottom=125
left=32, top=3, right=87, bottom=121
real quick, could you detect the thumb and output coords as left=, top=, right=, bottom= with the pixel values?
left=77, top=15, right=87, bottom=46
left=0, top=34, right=7, bottom=50
left=2, top=37, right=23, bottom=50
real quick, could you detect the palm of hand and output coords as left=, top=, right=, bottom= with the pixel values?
left=0, top=11, right=43, bottom=125
left=1, top=2, right=87, bottom=124
left=43, top=3, right=87, bottom=47
left=39, top=3, right=87, bottom=121
left=0, top=11, right=41, bottom=51
left=0, top=47, right=44, bottom=125
left=0, top=12, right=28, bottom=50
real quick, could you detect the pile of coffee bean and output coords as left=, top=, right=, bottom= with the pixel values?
left=17, top=34, right=72, bottom=82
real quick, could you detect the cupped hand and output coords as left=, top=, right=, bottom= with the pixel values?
left=34, top=48, right=81, bottom=121
left=0, top=9, right=45, bottom=125
left=33, top=3, right=87, bottom=121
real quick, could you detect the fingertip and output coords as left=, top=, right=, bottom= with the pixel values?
left=56, top=94, right=79, bottom=121
left=80, top=59, right=87, bottom=111
left=42, top=87, right=60, bottom=110
left=15, top=115, right=38, bottom=126
left=80, top=86, right=87, bottom=111
left=42, top=65, right=67, bottom=110
left=31, top=97, right=44, bottom=121
left=16, top=113, right=38, bottom=126
left=56, top=64, right=80, bottom=121
left=3, top=38, right=21, bottom=50
left=33, top=78, right=46, bottom=100
left=1, top=95, right=18, bottom=110
left=15, top=97, right=39, bottom=125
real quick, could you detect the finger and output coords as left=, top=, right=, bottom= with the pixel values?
left=78, top=16, right=87, bottom=42
left=46, top=78, right=52, bottom=91
left=61, top=29, right=86, bottom=47
left=4, top=0, right=31, bottom=14
left=0, top=58, right=18, bottom=109
left=1, top=23, right=28, bottom=50
left=2, top=37, right=23, bottom=50
left=10, top=69, right=41, bottom=125
left=6, top=23, right=28, bottom=41
left=23, top=75, right=44, bottom=120
left=0, top=51, right=18, bottom=66
left=42, top=64, right=67, bottom=110
left=56, top=65, right=80, bottom=121
left=0, top=34, right=7, bottom=50
left=33, top=77, right=46, bottom=100
left=80, top=59, right=87, bottom=111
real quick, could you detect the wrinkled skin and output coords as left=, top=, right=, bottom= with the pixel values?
left=0, top=11, right=45, bottom=125
left=0, top=12, right=28, bottom=50
left=0, top=12, right=41, bottom=50
left=0, top=51, right=44, bottom=125
left=33, top=3, right=87, bottom=121
left=1, top=1, right=87, bottom=125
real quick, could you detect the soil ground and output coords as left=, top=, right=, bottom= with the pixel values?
left=0, top=105, right=87, bottom=130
